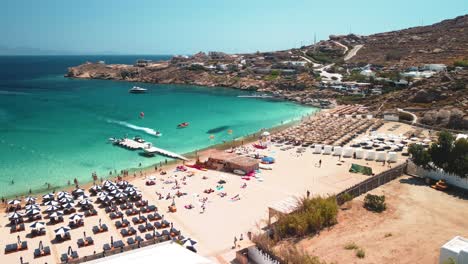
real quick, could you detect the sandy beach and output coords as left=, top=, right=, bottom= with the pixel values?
left=0, top=118, right=421, bottom=263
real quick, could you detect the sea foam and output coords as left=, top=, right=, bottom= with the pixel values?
left=107, top=119, right=160, bottom=137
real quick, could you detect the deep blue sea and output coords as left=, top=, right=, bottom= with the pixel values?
left=0, top=55, right=316, bottom=197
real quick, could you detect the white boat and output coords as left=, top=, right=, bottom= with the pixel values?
left=129, top=86, right=147, bottom=93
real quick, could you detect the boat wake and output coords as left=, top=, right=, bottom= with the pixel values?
left=107, top=120, right=161, bottom=137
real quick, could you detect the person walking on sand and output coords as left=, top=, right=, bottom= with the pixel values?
left=240, top=233, right=243, bottom=241
left=233, top=236, right=237, bottom=249
left=306, top=190, right=310, bottom=198
left=318, top=159, right=322, bottom=168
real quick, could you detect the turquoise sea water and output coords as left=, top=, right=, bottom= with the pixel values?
left=0, top=56, right=316, bottom=197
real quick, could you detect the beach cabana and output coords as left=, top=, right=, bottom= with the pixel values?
left=323, top=145, right=333, bottom=155
left=313, top=144, right=323, bottom=154
left=206, top=151, right=259, bottom=174
left=333, top=146, right=342, bottom=156
left=387, top=152, right=398, bottom=163
left=376, top=152, right=387, bottom=162
left=355, top=149, right=364, bottom=159
left=342, top=147, right=354, bottom=157
left=365, top=150, right=376, bottom=160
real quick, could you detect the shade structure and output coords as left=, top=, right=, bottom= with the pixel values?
left=182, top=238, right=198, bottom=247
left=69, top=213, right=84, bottom=222
left=376, top=152, right=387, bottom=161
left=79, top=199, right=93, bottom=206
left=42, top=193, right=55, bottom=200
left=342, top=147, right=354, bottom=157
left=124, top=186, right=136, bottom=193
left=114, top=192, right=127, bottom=199
left=76, top=194, right=90, bottom=201
left=72, top=188, right=85, bottom=197
left=25, top=204, right=40, bottom=211
left=103, top=180, right=115, bottom=188
left=8, top=199, right=21, bottom=205
left=44, top=200, right=59, bottom=206
left=323, top=145, right=333, bottom=155
left=30, top=221, right=46, bottom=230
left=57, top=191, right=72, bottom=199
left=355, top=149, right=364, bottom=159
left=387, top=152, right=398, bottom=163
left=59, top=197, right=74, bottom=204
left=333, top=146, right=342, bottom=156
left=45, top=205, right=60, bottom=212
left=25, top=196, right=37, bottom=204
left=54, top=226, right=71, bottom=236
left=313, top=144, right=323, bottom=154
left=26, top=208, right=41, bottom=216
left=8, top=212, right=22, bottom=220
left=61, top=202, right=75, bottom=209
left=89, top=185, right=102, bottom=193
left=49, top=211, right=64, bottom=218
left=365, top=150, right=376, bottom=160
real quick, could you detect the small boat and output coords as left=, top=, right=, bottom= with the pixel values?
left=177, top=122, right=189, bottom=128
left=129, top=86, right=147, bottom=93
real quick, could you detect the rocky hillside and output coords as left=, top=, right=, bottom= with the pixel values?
left=363, top=69, right=468, bottom=130
left=349, top=15, right=468, bottom=67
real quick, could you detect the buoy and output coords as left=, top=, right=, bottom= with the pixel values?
left=227, top=129, right=233, bottom=134
left=209, top=135, right=215, bottom=140
left=140, top=112, right=145, bottom=118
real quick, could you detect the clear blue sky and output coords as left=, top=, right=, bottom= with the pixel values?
left=1, top=0, right=466, bottom=55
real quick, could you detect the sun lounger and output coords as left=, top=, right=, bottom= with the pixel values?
left=55, top=233, right=71, bottom=242
left=4, top=241, right=28, bottom=254
left=145, top=222, right=154, bottom=230
left=84, top=209, right=98, bottom=217
left=128, top=227, right=136, bottom=236
left=33, top=246, right=51, bottom=258
left=161, top=220, right=170, bottom=228
left=115, top=220, right=130, bottom=229
left=10, top=223, right=25, bottom=233
left=69, top=221, right=84, bottom=229
left=147, top=205, right=157, bottom=211
left=127, top=237, right=135, bottom=245
left=27, top=214, right=42, bottom=222
left=138, top=225, right=146, bottom=233
left=120, top=229, right=129, bottom=237
left=170, top=228, right=180, bottom=237
left=154, top=221, right=162, bottom=229
left=92, top=224, right=108, bottom=234
left=110, top=211, right=123, bottom=220
left=77, top=237, right=94, bottom=247
left=60, top=251, right=78, bottom=262
left=145, top=233, right=154, bottom=240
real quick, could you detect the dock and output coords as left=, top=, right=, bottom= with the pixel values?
left=114, top=138, right=188, bottom=161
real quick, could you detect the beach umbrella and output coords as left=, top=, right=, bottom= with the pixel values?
left=103, top=180, right=115, bottom=188
left=49, top=211, right=64, bottom=218
left=54, top=226, right=71, bottom=236
left=117, top=180, right=129, bottom=187
left=42, top=193, right=55, bottom=200
left=61, top=202, right=75, bottom=209
left=59, top=197, right=74, bottom=204
left=25, top=204, right=40, bottom=211
left=45, top=205, right=60, bottom=212
left=25, top=196, right=37, bottom=204
left=76, top=194, right=90, bottom=201
left=114, top=192, right=127, bottom=199
left=57, top=192, right=72, bottom=199
left=26, top=208, right=41, bottom=216
left=8, top=212, right=22, bottom=220
left=89, top=185, right=102, bottom=193
left=44, top=200, right=59, bottom=206
left=107, top=185, right=118, bottom=191
left=261, top=131, right=270, bottom=137
left=69, top=213, right=84, bottom=222
left=8, top=199, right=21, bottom=205
left=186, top=245, right=197, bottom=253
left=79, top=199, right=93, bottom=206
left=72, top=188, right=85, bottom=196
left=29, top=221, right=46, bottom=230
left=182, top=238, right=197, bottom=247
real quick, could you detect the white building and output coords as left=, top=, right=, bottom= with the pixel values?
left=423, top=64, right=447, bottom=72
left=440, top=236, right=468, bottom=264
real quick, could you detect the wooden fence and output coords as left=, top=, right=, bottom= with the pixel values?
left=336, top=163, right=407, bottom=204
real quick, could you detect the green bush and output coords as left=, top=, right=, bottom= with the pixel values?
left=454, top=59, right=468, bottom=67
left=275, top=196, right=338, bottom=239
left=344, top=242, right=358, bottom=250
left=356, top=248, right=366, bottom=258
left=408, top=144, right=431, bottom=168
left=363, top=194, right=386, bottom=213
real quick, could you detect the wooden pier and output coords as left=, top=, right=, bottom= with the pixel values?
left=114, top=138, right=188, bottom=161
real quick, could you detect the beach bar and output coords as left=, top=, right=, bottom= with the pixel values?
left=206, top=151, right=259, bottom=174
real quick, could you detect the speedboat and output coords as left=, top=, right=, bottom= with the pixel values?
left=177, top=122, right=189, bottom=128
left=129, top=86, right=147, bottom=93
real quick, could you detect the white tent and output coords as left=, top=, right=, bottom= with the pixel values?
left=376, top=152, right=386, bottom=162
left=439, top=236, right=468, bottom=264
left=365, top=150, right=376, bottom=160
left=342, top=147, right=354, bottom=157
left=355, top=149, right=364, bottom=159
left=313, top=144, right=323, bottom=154
left=323, top=145, right=332, bottom=155
left=387, top=152, right=398, bottom=163
left=333, top=146, right=342, bottom=156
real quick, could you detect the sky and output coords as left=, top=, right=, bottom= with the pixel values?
left=1, top=0, right=467, bottom=55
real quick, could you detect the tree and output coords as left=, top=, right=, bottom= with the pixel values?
left=408, top=144, right=431, bottom=168
left=429, top=131, right=454, bottom=171
left=447, top=138, right=468, bottom=178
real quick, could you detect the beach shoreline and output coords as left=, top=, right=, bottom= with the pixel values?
left=1, top=110, right=318, bottom=200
